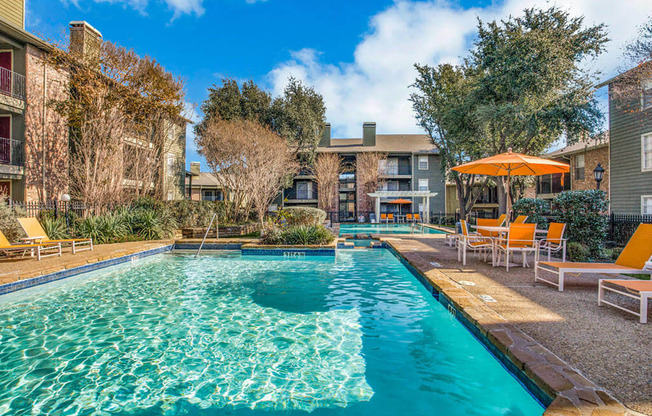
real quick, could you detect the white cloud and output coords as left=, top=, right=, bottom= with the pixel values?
left=62, top=0, right=205, bottom=17
left=268, top=0, right=652, bottom=138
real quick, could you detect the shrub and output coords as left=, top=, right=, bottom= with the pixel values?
left=512, top=198, right=548, bottom=228
left=553, top=190, right=608, bottom=255
left=260, top=224, right=334, bottom=246
left=41, top=217, right=69, bottom=240
left=0, top=197, right=26, bottom=242
left=567, top=241, right=590, bottom=262
left=281, top=207, right=327, bottom=227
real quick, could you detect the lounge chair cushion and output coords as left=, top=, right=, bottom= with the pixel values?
left=539, top=261, right=638, bottom=271
left=602, top=280, right=652, bottom=292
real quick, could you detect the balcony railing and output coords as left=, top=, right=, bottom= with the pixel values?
left=381, top=166, right=411, bottom=176
left=0, top=67, right=26, bottom=101
left=0, top=137, right=24, bottom=167
left=286, top=189, right=316, bottom=200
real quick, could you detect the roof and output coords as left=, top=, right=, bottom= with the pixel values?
left=186, top=171, right=221, bottom=188
left=597, top=61, right=652, bottom=88
left=545, top=132, right=609, bottom=159
left=0, top=15, right=50, bottom=50
left=318, top=134, right=438, bottom=154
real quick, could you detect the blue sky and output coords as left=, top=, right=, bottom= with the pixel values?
left=27, top=0, right=652, bottom=168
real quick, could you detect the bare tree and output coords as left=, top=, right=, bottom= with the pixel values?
left=356, top=152, right=388, bottom=213
left=314, top=153, right=341, bottom=213
left=196, top=118, right=298, bottom=225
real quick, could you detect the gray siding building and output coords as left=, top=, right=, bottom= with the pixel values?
left=602, top=70, right=652, bottom=215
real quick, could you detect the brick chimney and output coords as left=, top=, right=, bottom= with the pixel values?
left=190, top=162, right=201, bottom=175
left=69, top=21, right=103, bottom=65
left=363, top=122, right=376, bottom=147
left=319, top=123, right=331, bottom=147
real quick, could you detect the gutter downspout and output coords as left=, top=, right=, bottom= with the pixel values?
left=41, top=57, right=47, bottom=201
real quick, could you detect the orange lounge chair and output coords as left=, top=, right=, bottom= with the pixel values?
left=18, top=217, right=93, bottom=254
left=535, top=224, right=652, bottom=291
left=513, top=215, right=528, bottom=224
left=0, top=230, right=61, bottom=261
left=599, top=279, right=652, bottom=323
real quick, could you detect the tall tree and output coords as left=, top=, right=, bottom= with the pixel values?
left=196, top=77, right=326, bottom=164
left=467, top=7, right=608, bottom=212
left=356, top=152, right=388, bottom=214
left=410, top=63, right=488, bottom=220
left=314, top=153, right=341, bottom=213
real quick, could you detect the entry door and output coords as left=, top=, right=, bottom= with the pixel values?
left=0, top=51, right=11, bottom=96
left=0, top=116, right=10, bottom=164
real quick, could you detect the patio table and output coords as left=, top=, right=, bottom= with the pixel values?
left=472, top=225, right=545, bottom=268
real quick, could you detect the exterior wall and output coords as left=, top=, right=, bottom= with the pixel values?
left=412, top=153, right=445, bottom=214
left=608, top=83, right=652, bottom=214
left=568, top=147, right=610, bottom=193
left=162, top=120, right=186, bottom=200
left=0, top=0, right=25, bottom=29
left=23, top=44, right=69, bottom=202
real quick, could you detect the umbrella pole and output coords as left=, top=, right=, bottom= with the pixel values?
left=506, top=172, right=511, bottom=223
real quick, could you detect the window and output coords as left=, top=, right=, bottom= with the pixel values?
left=642, top=133, right=652, bottom=172
left=386, top=158, right=398, bottom=175
left=166, top=153, right=175, bottom=175
left=418, top=178, right=428, bottom=191
left=386, top=181, right=398, bottom=191
left=296, top=181, right=313, bottom=199
left=202, top=190, right=223, bottom=201
left=642, top=196, right=652, bottom=215
left=418, top=155, right=428, bottom=170
left=574, top=154, right=585, bottom=180
left=642, top=79, right=652, bottom=110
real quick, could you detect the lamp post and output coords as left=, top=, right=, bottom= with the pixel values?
left=593, top=163, right=605, bottom=190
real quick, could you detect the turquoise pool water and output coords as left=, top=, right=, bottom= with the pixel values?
left=339, top=223, right=444, bottom=236
left=0, top=250, right=543, bottom=415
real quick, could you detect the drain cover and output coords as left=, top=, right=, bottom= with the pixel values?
left=458, top=280, right=476, bottom=286
left=478, top=295, right=497, bottom=303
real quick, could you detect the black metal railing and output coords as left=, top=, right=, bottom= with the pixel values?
left=608, top=213, right=652, bottom=245
left=0, top=137, right=24, bottom=167
left=382, top=166, right=411, bottom=176
left=0, top=67, right=26, bottom=101
left=285, top=189, right=317, bottom=200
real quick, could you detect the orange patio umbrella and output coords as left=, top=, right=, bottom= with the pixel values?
left=452, top=148, right=569, bottom=216
left=388, top=198, right=412, bottom=204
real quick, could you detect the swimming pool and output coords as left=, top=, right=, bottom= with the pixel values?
left=0, top=250, right=543, bottom=415
left=339, top=223, right=445, bottom=235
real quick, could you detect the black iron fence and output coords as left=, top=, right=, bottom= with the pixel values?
left=608, top=213, right=652, bottom=245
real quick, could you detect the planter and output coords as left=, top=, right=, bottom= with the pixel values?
left=181, top=223, right=259, bottom=239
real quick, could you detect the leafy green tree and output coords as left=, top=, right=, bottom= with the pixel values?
left=196, top=77, right=325, bottom=164
left=410, top=63, right=488, bottom=220
left=468, top=7, right=608, bottom=212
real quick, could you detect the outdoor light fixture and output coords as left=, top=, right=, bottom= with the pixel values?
left=593, top=163, right=605, bottom=190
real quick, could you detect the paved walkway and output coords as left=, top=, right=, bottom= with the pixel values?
left=0, top=240, right=174, bottom=285
left=387, top=234, right=651, bottom=415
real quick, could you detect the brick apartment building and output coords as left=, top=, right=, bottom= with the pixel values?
left=0, top=2, right=187, bottom=202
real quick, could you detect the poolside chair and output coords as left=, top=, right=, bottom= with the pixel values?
left=535, top=224, right=652, bottom=292
left=387, top=213, right=395, bottom=223
left=496, top=214, right=507, bottom=226
left=406, top=213, right=414, bottom=223
left=599, top=279, right=652, bottom=323
left=495, top=223, right=538, bottom=271
left=18, top=217, right=93, bottom=254
left=458, top=220, right=493, bottom=266
left=414, top=213, right=421, bottom=223
left=513, top=215, right=528, bottom=224
left=538, top=223, right=567, bottom=262
left=380, top=214, right=388, bottom=223
left=0, top=230, right=61, bottom=261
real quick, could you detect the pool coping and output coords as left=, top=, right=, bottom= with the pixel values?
left=383, top=239, right=638, bottom=416
left=0, top=244, right=174, bottom=295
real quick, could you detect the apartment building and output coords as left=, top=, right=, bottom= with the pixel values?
left=600, top=66, right=652, bottom=215
left=277, top=122, right=445, bottom=222
left=0, top=3, right=187, bottom=202
left=536, top=133, right=609, bottom=208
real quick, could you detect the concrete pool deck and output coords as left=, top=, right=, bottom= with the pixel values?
left=385, top=233, right=650, bottom=416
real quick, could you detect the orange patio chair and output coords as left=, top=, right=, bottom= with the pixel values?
left=380, top=213, right=388, bottom=223
left=0, top=230, right=61, bottom=261
left=406, top=213, right=413, bottom=222
left=387, top=213, right=395, bottom=223
left=458, top=220, right=492, bottom=265
left=495, top=223, right=537, bottom=271
left=538, top=223, right=567, bottom=261
left=513, top=215, right=528, bottom=224
left=18, top=218, right=93, bottom=254
left=413, top=213, right=421, bottom=222
left=535, top=224, right=652, bottom=292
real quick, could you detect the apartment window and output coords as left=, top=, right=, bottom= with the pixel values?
left=387, top=181, right=398, bottom=191
left=166, top=153, right=175, bottom=175
left=642, top=133, right=652, bottom=171
left=418, top=178, right=428, bottom=191
left=418, top=155, right=428, bottom=170
left=297, top=181, right=313, bottom=199
left=386, top=158, right=398, bottom=175
left=574, top=154, right=585, bottom=180
left=642, top=196, right=652, bottom=215
left=202, top=190, right=223, bottom=201
left=642, top=79, right=652, bottom=110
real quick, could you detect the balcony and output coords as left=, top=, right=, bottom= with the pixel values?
left=381, top=166, right=411, bottom=176
left=285, top=189, right=317, bottom=201
left=0, top=67, right=26, bottom=101
left=0, top=137, right=24, bottom=167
